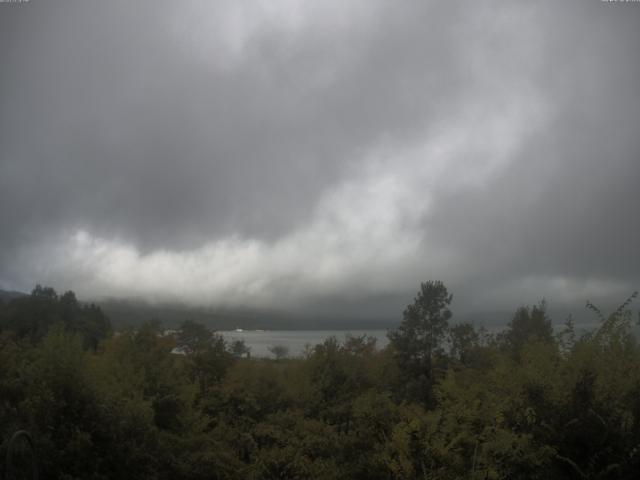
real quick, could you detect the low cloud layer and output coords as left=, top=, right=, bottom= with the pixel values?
left=1, top=1, right=639, bottom=320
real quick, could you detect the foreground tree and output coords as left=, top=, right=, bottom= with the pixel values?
left=388, top=280, right=452, bottom=405
left=502, top=300, right=553, bottom=359
left=3, top=283, right=640, bottom=479
left=230, top=339, right=251, bottom=358
left=448, top=321, right=480, bottom=366
left=177, top=320, right=233, bottom=396
left=0, top=286, right=111, bottom=348
left=268, top=345, right=289, bottom=361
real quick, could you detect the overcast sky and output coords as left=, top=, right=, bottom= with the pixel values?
left=1, top=0, right=639, bottom=321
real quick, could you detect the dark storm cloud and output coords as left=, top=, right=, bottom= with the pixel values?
left=1, top=1, right=639, bottom=319
left=0, top=0, right=464, bottom=250
left=0, top=1, right=338, bottom=249
left=425, top=1, right=640, bottom=312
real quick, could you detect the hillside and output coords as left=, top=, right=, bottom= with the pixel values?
left=0, top=289, right=27, bottom=303
left=96, top=298, right=396, bottom=331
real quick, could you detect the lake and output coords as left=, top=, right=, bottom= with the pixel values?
left=220, top=321, right=613, bottom=358
left=221, top=329, right=390, bottom=358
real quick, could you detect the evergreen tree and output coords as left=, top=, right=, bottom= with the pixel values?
left=388, top=280, right=452, bottom=405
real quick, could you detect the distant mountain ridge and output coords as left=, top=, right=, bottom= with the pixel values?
left=1, top=288, right=594, bottom=331
left=94, top=298, right=540, bottom=332
left=96, top=297, right=397, bottom=331
left=0, top=289, right=28, bottom=302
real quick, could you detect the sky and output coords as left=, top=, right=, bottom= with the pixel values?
left=1, top=0, right=639, bottom=322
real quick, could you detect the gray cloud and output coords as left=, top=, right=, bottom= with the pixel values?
left=1, top=1, right=639, bottom=321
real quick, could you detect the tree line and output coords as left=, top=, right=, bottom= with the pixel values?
left=0, top=282, right=639, bottom=479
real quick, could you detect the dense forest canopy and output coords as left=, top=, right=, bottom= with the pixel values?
left=1, top=283, right=639, bottom=479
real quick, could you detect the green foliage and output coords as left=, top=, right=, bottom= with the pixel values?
left=0, top=283, right=639, bottom=479
left=449, top=321, right=481, bottom=366
left=230, top=339, right=251, bottom=358
left=176, top=320, right=234, bottom=396
left=0, top=285, right=111, bottom=348
left=502, top=301, right=554, bottom=359
left=388, top=280, right=453, bottom=405
left=267, top=344, right=289, bottom=360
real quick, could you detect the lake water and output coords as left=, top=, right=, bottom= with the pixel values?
left=221, top=329, right=390, bottom=358
left=220, top=322, right=612, bottom=358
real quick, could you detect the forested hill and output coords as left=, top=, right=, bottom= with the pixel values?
left=96, top=298, right=396, bottom=330
left=1, top=289, right=395, bottom=330
left=0, top=289, right=538, bottom=331
left=0, top=289, right=27, bottom=302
